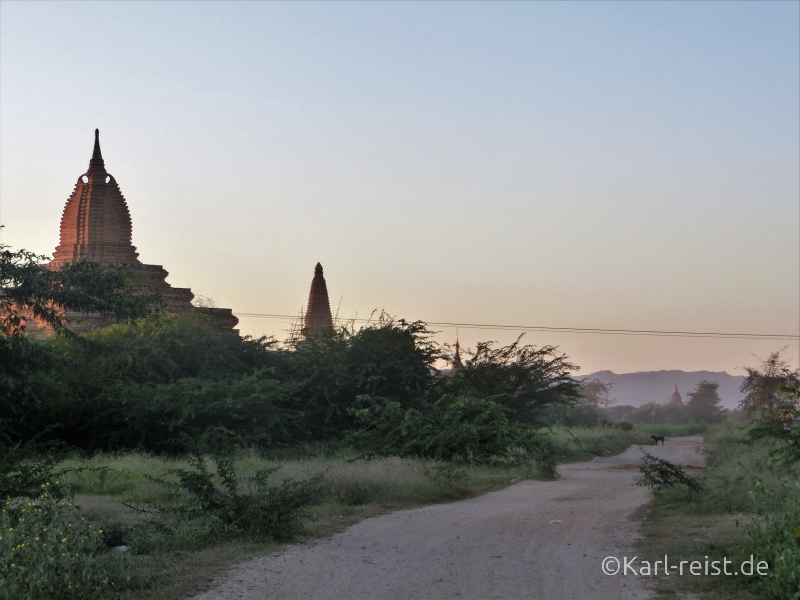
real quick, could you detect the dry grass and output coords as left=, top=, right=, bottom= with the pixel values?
left=56, top=451, right=546, bottom=599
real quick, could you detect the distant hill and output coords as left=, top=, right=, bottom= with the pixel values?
left=575, top=370, right=745, bottom=409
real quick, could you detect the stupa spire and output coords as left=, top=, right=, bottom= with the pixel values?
left=51, top=128, right=139, bottom=267
left=668, top=385, right=684, bottom=406
left=87, top=129, right=106, bottom=174
left=451, top=335, right=463, bottom=369
left=44, top=129, right=239, bottom=335
left=303, top=262, right=334, bottom=337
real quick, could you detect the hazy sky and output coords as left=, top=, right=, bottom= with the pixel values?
left=1, top=1, right=798, bottom=376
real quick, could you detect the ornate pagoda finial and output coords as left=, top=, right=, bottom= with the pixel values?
left=452, top=334, right=463, bottom=369
left=88, top=128, right=106, bottom=174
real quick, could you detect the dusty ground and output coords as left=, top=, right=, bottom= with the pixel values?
left=192, top=437, right=705, bottom=600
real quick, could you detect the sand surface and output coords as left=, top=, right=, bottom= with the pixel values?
left=192, top=436, right=705, bottom=600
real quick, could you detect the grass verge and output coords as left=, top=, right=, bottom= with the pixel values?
left=4, top=426, right=656, bottom=600
left=51, top=451, right=547, bottom=599
left=635, top=422, right=800, bottom=599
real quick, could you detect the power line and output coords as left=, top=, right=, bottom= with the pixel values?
left=234, top=313, right=799, bottom=341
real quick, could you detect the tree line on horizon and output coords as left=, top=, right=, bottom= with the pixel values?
left=2, top=239, right=798, bottom=460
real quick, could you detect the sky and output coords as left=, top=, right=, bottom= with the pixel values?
left=1, top=1, right=798, bottom=376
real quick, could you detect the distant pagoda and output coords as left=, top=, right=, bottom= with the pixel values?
left=44, top=129, right=238, bottom=334
left=303, top=263, right=333, bottom=337
left=451, top=337, right=463, bottom=369
left=667, top=385, right=684, bottom=406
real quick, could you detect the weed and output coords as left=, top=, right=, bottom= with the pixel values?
left=143, top=451, right=323, bottom=542
left=635, top=450, right=702, bottom=492
left=0, top=484, right=132, bottom=600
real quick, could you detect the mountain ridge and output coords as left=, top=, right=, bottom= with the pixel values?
left=576, top=369, right=745, bottom=409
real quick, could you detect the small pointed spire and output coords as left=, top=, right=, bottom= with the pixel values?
left=452, top=334, right=463, bottom=369
left=88, top=128, right=106, bottom=174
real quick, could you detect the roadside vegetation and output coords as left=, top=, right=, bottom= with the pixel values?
left=3, top=244, right=795, bottom=598
left=635, top=355, right=800, bottom=600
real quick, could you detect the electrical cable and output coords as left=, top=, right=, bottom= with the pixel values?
left=233, top=313, right=799, bottom=341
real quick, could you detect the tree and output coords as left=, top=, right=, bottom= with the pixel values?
left=579, top=379, right=615, bottom=409
left=1, top=237, right=162, bottom=442
left=628, top=402, right=665, bottom=424
left=447, top=335, right=580, bottom=425
left=287, top=314, right=442, bottom=439
left=1, top=238, right=162, bottom=336
left=739, top=350, right=800, bottom=418
left=686, top=380, right=725, bottom=424
left=548, top=379, right=613, bottom=427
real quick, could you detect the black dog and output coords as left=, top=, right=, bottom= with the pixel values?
left=651, top=435, right=665, bottom=445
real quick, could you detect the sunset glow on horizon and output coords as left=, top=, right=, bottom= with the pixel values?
left=1, top=1, right=797, bottom=375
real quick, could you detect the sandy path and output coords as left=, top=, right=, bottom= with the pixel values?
left=192, top=436, right=705, bottom=600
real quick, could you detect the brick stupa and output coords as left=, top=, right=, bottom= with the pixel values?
left=667, top=385, right=684, bottom=406
left=303, top=263, right=333, bottom=336
left=46, top=129, right=238, bottom=334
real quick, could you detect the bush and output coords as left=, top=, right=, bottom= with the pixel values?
left=287, top=316, right=441, bottom=439
left=445, top=336, right=580, bottom=426
left=146, top=450, right=323, bottom=542
left=740, top=478, right=800, bottom=599
left=346, top=394, right=553, bottom=465
left=635, top=451, right=702, bottom=492
left=0, top=485, right=129, bottom=600
left=100, top=371, right=296, bottom=453
left=0, top=444, right=69, bottom=501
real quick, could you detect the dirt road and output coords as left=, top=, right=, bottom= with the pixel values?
left=192, top=437, right=705, bottom=600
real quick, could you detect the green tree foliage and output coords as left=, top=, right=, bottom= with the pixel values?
left=0, top=240, right=161, bottom=336
left=739, top=350, right=800, bottom=418
left=3, top=293, right=583, bottom=459
left=746, top=379, right=800, bottom=467
left=346, top=394, right=553, bottom=465
left=37, top=315, right=296, bottom=452
left=0, top=444, right=69, bottom=500
left=446, top=336, right=580, bottom=426
left=0, top=335, right=61, bottom=441
left=1, top=239, right=162, bottom=443
left=686, top=380, right=726, bottom=424
left=550, top=379, right=614, bottom=427
left=286, top=315, right=441, bottom=439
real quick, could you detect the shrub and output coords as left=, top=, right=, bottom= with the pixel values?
left=103, top=371, right=296, bottom=453
left=0, top=444, right=69, bottom=501
left=635, top=451, right=702, bottom=491
left=0, top=485, right=129, bottom=600
left=740, top=478, right=800, bottom=599
left=287, top=315, right=441, bottom=439
left=145, top=450, right=323, bottom=542
left=346, top=394, right=553, bottom=465
left=446, top=336, right=580, bottom=426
